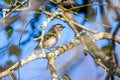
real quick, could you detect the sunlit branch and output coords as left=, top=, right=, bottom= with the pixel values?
left=60, top=12, right=79, bottom=35
left=71, top=21, right=98, bottom=33
left=55, top=3, right=112, bottom=30
left=92, top=32, right=120, bottom=43
left=41, top=10, right=98, bottom=33
left=48, top=57, right=58, bottom=80
left=0, top=32, right=120, bottom=78
left=0, top=53, right=46, bottom=78
left=1, top=0, right=120, bottom=79
left=69, top=3, right=107, bottom=11
left=0, top=0, right=29, bottom=21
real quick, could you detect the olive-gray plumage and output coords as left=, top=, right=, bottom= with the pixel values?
left=34, top=24, right=64, bottom=51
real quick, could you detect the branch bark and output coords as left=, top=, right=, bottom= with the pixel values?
left=0, top=32, right=120, bottom=78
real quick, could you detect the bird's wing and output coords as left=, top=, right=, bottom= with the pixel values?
left=43, top=36, right=57, bottom=48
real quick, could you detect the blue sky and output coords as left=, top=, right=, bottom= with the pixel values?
left=0, top=0, right=120, bottom=80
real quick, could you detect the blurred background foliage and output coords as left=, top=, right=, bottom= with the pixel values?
left=0, top=0, right=120, bottom=80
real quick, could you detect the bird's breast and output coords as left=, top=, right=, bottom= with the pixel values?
left=43, top=36, right=57, bottom=48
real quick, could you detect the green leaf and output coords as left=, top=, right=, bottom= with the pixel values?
left=4, top=0, right=11, bottom=4
left=34, top=13, right=40, bottom=20
left=4, top=0, right=12, bottom=5
left=5, top=26, right=13, bottom=38
left=45, top=6, right=50, bottom=12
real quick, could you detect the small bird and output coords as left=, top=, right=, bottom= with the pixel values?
left=34, top=24, right=64, bottom=51
left=81, top=33, right=107, bottom=64
left=60, top=74, right=71, bottom=80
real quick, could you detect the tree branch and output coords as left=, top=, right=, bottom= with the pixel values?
left=0, top=53, right=46, bottom=78
left=0, top=32, right=120, bottom=78
left=92, top=32, right=120, bottom=43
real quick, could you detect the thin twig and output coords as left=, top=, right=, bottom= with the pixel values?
left=0, top=0, right=28, bottom=21
left=60, top=12, right=79, bottom=35
left=69, top=3, right=107, bottom=11
left=0, top=53, right=46, bottom=78
left=41, top=10, right=98, bottom=33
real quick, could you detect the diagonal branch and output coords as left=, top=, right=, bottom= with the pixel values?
left=0, top=0, right=29, bottom=21
left=48, top=57, right=58, bottom=80
left=0, top=53, right=46, bottom=78
left=0, top=32, right=120, bottom=78
left=92, top=32, right=120, bottom=43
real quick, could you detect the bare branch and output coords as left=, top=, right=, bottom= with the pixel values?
left=0, top=53, right=46, bottom=78
left=92, top=32, right=120, bottom=43
left=1, top=32, right=120, bottom=78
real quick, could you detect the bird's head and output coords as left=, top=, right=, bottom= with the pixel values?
left=53, top=24, right=65, bottom=31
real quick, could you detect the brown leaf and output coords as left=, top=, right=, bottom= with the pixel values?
left=9, top=45, right=20, bottom=56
